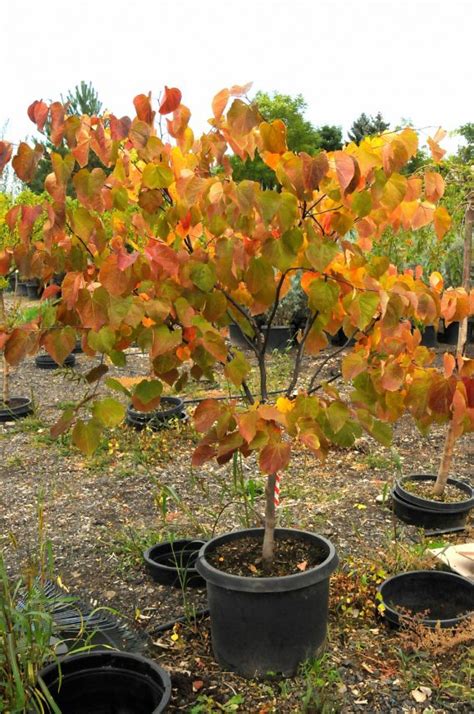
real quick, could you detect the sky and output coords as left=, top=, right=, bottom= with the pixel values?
left=2, top=0, right=472, bottom=155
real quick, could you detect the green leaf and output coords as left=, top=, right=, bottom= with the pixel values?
left=132, top=379, right=163, bottom=412
left=72, top=419, right=102, bottom=456
left=306, top=239, right=339, bottom=272
left=224, top=350, right=251, bottom=386
left=308, top=280, right=339, bottom=314
left=352, top=190, right=372, bottom=218
left=106, top=377, right=131, bottom=397
left=87, top=326, right=116, bottom=353
left=190, top=263, right=216, bottom=292
left=92, top=398, right=125, bottom=427
left=327, top=401, right=349, bottom=434
left=142, top=163, right=174, bottom=189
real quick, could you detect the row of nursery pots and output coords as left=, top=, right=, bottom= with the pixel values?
left=17, top=470, right=473, bottom=709
left=229, top=320, right=474, bottom=351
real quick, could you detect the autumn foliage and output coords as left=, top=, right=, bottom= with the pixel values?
left=0, top=85, right=473, bottom=486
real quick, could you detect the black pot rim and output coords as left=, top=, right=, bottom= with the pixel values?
left=38, top=650, right=172, bottom=713
left=0, top=397, right=33, bottom=422
left=395, top=474, right=474, bottom=512
left=378, top=570, right=474, bottom=627
left=196, top=527, right=338, bottom=593
left=144, top=538, right=206, bottom=574
left=127, top=396, right=184, bottom=418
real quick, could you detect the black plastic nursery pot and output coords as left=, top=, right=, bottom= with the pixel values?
left=72, top=338, right=83, bottom=354
left=35, top=352, right=76, bottom=369
left=378, top=570, right=474, bottom=628
left=420, top=325, right=437, bottom=347
left=37, top=651, right=171, bottom=713
left=229, top=324, right=293, bottom=352
left=0, top=397, right=33, bottom=422
left=144, top=539, right=206, bottom=588
left=395, top=474, right=474, bottom=512
left=329, top=328, right=355, bottom=347
left=126, top=396, right=185, bottom=431
left=438, top=320, right=459, bottom=345
left=196, top=528, right=339, bottom=678
left=391, top=489, right=471, bottom=532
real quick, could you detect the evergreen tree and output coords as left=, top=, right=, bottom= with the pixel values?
left=348, top=111, right=390, bottom=144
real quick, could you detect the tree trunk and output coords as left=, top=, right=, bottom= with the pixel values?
left=262, top=473, right=277, bottom=568
left=434, top=194, right=473, bottom=495
left=0, top=291, right=8, bottom=405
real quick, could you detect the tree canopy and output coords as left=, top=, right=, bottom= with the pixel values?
left=348, top=112, right=390, bottom=144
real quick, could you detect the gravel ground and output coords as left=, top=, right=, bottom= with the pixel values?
left=0, top=332, right=473, bottom=712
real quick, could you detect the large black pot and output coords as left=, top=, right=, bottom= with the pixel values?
left=391, top=490, right=471, bottom=532
left=126, top=397, right=184, bottom=431
left=378, top=570, right=474, bottom=628
left=229, top=324, right=293, bottom=352
left=196, top=528, right=338, bottom=678
left=438, top=320, right=459, bottom=345
left=35, top=353, right=76, bottom=369
left=395, top=474, right=474, bottom=512
left=144, top=539, right=206, bottom=588
left=0, top=397, right=33, bottom=422
left=25, top=280, right=41, bottom=299
left=37, top=651, right=171, bottom=713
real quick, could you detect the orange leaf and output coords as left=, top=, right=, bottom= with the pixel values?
left=193, top=399, right=223, bottom=432
left=12, top=143, right=43, bottom=182
left=0, top=141, right=13, bottom=173
left=237, top=411, right=258, bottom=443
left=297, top=561, right=308, bottom=571
left=433, top=206, right=451, bottom=240
left=133, top=94, right=155, bottom=124
left=424, top=172, right=445, bottom=202
left=443, top=353, right=456, bottom=379
left=212, top=88, right=230, bottom=120
left=27, top=100, right=49, bottom=132
left=334, top=151, right=355, bottom=193
left=159, top=87, right=182, bottom=115
left=259, top=441, right=290, bottom=474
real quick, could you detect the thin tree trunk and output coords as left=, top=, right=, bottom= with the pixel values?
left=434, top=195, right=473, bottom=495
left=262, top=473, right=277, bottom=567
left=0, top=290, right=8, bottom=405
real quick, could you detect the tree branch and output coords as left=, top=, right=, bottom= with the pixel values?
left=285, top=310, right=320, bottom=397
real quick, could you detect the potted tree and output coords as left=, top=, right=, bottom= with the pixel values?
left=1, top=89, right=472, bottom=678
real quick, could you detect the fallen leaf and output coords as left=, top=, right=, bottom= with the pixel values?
left=297, top=560, right=308, bottom=571
left=192, top=680, right=204, bottom=692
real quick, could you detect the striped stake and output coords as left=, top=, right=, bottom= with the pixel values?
left=274, top=473, right=282, bottom=507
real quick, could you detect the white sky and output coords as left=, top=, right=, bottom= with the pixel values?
left=2, top=0, right=472, bottom=155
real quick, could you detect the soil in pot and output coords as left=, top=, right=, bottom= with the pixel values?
left=38, top=651, right=171, bottom=713
left=378, top=570, right=474, bottom=628
left=0, top=397, right=33, bottom=422
left=35, top=353, right=76, bottom=369
left=395, top=475, right=474, bottom=510
left=126, top=396, right=185, bottom=431
left=196, top=528, right=338, bottom=678
left=144, top=539, right=206, bottom=588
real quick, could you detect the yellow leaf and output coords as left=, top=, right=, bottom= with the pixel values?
left=276, top=396, right=295, bottom=414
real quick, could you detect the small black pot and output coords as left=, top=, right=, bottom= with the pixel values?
left=35, top=353, right=76, bottom=369
left=37, top=651, right=171, bottom=713
left=229, top=324, right=293, bottom=352
left=391, top=489, right=471, bottom=532
left=144, top=539, right=206, bottom=588
left=126, top=397, right=184, bottom=431
left=395, top=474, right=474, bottom=513
left=17, top=281, right=28, bottom=296
left=0, top=397, right=33, bottom=422
left=378, top=570, right=474, bottom=628
left=196, top=528, right=338, bottom=678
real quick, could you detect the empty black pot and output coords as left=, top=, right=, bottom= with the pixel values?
left=35, top=353, right=76, bottom=369
left=378, top=570, right=474, bottom=628
left=420, top=325, right=437, bottom=347
left=126, top=397, right=184, bottom=431
left=329, top=328, right=355, bottom=347
left=438, top=320, right=459, bottom=345
left=0, top=397, right=33, bottom=422
left=144, top=539, right=206, bottom=588
left=196, top=528, right=338, bottom=678
left=38, top=651, right=171, bottom=713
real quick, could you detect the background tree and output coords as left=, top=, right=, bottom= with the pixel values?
left=348, top=111, right=390, bottom=144
left=456, top=122, right=474, bottom=164
left=232, top=91, right=342, bottom=187
left=29, top=81, right=104, bottom=195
